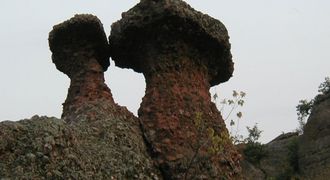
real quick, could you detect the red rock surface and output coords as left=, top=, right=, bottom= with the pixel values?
left=1, top=2, right=243, bottom=178
left=0, top=14, right=161, bottom=179
left=109, top=0, right=241, bottom=178
left=48, top=14, right=115, bottom=122
left=138, top=56, right=241, bottom=179
left=62, top=59, right=117, bottom=122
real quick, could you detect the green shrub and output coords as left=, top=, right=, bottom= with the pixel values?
left=243, top=124, right=267, bottom=165
left=243, top=142, right=267, bottom=165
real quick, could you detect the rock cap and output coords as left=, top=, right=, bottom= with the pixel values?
left=49, top=14, right=110, bottom=77
left=109, top=0, right=234, bottom=85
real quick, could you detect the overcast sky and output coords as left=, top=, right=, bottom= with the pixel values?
left=0, top=0, right=329, bottom=143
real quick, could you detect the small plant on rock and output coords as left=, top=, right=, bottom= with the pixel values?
left=318, top=76, right=330, bottom=95
left=213, top=90, right=246, bottom=144
left=243, top=124, right=267, bottom=165
left=183, top=112, right=233, bottom=179
left=296, top=99, right=313, bottom=134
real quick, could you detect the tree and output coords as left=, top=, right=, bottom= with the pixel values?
left=296, top=99, right=313, bottom=134
left=318, top=76, right=330, bottom=94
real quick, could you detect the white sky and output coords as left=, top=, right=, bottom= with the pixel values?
left=0, top=0, right=329, bottom=143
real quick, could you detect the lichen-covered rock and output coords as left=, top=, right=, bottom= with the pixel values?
left=110, top=0, right=240, bottom=179
left=49, top=14, right=110, bottom=75
left=0, top=115, right=160, bottom=179
left=240, top=160, right=265, bottom=180
left=239, top=132, right=300, bottom=180
left=299, top=92, right=330, bottom=179
left=259, top=133, right=299, bottom=179
left=49, top=14, right=114, bottom=123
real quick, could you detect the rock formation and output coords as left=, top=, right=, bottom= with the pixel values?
left=240, top=159, right=265, bottom=179
left=240, top=89, right=330, bottom=180
left=48, top=14, right=112, bottom=122
left=240, top=132, right=300, bottom=179
left=2, top=1, right=329, bottom=179
left=259, top=132, right=299, bottom=178
left=0, top=14, right=160, bottom=179
left=109, top=0, right=241, bottom=179
left=299, top=92, right=330, bottom=179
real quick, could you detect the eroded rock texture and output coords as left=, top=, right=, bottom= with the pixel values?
left=109, top=0, right=241, bottom=179
left=299, top=92, right=330, bottom=179
left=259, top=132, right=299, bottom=179
left=0, top=116, right=159, bottom=179
left=240, top=160, right=265, bottom=180
left=240, top=132, right=300, bottom=180
left=48, top=14, right=113, bottom=123
left=0, top=14, right=160, bottom=179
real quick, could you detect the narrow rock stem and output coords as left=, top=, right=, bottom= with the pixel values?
left=139, top=54, right=239, bottom=178
left=62, top=58, right=114, bottom=122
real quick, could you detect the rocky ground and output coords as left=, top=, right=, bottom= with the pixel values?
left=0, top=113, right=160, bottom=179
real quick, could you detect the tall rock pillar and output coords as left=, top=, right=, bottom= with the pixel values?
left=48, top=14, right=161, bottom=178
left=49, top=14, right=114, bottom=122
left=109, top=0, right=241, bottom=179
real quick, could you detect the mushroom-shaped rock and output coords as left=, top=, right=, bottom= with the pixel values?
left=49, top=14, right=114, bottom=122
left=109, top=0, right=233, bottom=86
left=109, top=0, right=240, bottom=179
left=49, top=14, right=110, bottom=77
left=44, top=14, right=161, bottom=178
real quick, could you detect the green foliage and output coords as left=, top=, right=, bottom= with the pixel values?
left=193, top=112, right=204, bottom=129
left=184, top=112, right=231, bottom=179
left=296, top=99, right=313, bottom=134
left=245, top=124, right=262, bottom=143
left=318, top=76, right=330, bottom=94
left=296, top=100, right=314, bottom=121
left=213, top=90, right=246, bottom=122
left=206, top=127, right=230, bottom=155
left=243, top=124, right=267, bottom=165
left=213, top=89, right=246, bottom=144
left=296, top=76, right=330, bottom=134
left=192, top=112, right=230, bottom=156
left=213, top=90, right=269, bottom=169
left=243, top=142, right=267, bottom=165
